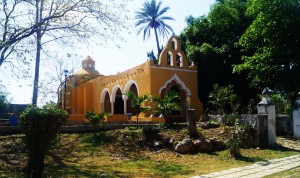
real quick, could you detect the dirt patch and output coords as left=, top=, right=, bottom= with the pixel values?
left=277, top=136, right=300, bottom=151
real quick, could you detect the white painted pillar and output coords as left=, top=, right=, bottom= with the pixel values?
left=257, top=88, right=276, bottom=145
left=293, top=92, right=300, bottom=139
left=122, top=95, right=128, bottom=114
left=111, top=102, right=114, bottom=114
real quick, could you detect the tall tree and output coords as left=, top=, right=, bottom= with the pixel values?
left=0, top=0, right=130, bottom=105
left=233, top=0, right=300, bottom=102
left=0, top=0, right=36, bottom=67
left=38, top=52, right=80, bottom=105
left=180, top=0, right=257, bottom=111
left=135, top=0, right=174, bottom=56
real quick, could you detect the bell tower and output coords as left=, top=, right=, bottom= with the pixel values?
left=82, top=56, right=95, bottom=69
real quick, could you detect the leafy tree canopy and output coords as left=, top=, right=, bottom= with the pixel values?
left=0, top=80, right=10, bottom=114
left=135, top=0, right=174, bottom=55
left=180, top=0, right=257, bottom=111
left=233, top=0, right=300, bottom=101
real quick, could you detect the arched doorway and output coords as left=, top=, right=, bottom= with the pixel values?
left=104, top=92, right=111, bottom=113
left=114, top=88, right=124, bottom=114
left=127, top=84, right=138, bottom=114
left=160, top=81, right=188, bottom=122
left=168, top=85, right=182, bottom=115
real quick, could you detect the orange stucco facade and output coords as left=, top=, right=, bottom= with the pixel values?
left=63, top=36, right=203, bottom=122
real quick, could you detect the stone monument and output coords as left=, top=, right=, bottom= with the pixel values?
left=257, top=88, right=276, bottom=145
left=293, top=92, right=300, bottom=139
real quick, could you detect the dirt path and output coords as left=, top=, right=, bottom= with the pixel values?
left=277, top=136, right=300, bottom=151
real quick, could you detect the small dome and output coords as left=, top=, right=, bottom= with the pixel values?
left=83, top=55, right=94, bottom=62
left=73, top=55, right=102, bottom=76
left=73, top=69, right=101, bottom=76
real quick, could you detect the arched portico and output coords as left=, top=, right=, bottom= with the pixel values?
left=100, top=88, right=111, bottom=113
left=122, top=80, right=139, bottom=114
left=111, top=85, right=123, bottom=114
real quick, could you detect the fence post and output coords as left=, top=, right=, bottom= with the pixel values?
left=257, top=87, right=276, bottom=145
left=293, top=92, right=300, bottom=139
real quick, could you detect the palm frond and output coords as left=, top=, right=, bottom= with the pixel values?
left=134, top=0, right=175, bottom=50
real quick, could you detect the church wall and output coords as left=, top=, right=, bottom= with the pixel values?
left=149, top=66, right=203, bottom=119
left=66, top=36, right=203, bottom=121
left=77, top=85, right=85, bottom=114
left=71, top=88, right=77, bottom=114
left=88, top=62, right=152, bottom=114
left=84, top=82, right=93, bottom=113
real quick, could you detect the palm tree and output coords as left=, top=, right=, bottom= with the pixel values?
left=126, top=91, right=150, bottom=129
left=152, top=90, right=181, bottom=118
left=135, top=0, right=174, bottom=56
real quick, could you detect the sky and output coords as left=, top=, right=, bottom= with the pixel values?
left=0, top=0, right=216, bottom=104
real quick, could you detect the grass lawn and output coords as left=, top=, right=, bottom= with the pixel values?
left=0, top=126, right=299, bottom=177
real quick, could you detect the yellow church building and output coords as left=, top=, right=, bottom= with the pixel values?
left=63, top=36, right=203, bottom=123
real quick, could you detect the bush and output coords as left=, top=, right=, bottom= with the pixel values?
left=225, top=119, right=254, bottom=158
left=208, top=84, right=240, bottom=115
left=85, top=111, right=107, bottom=126
left=20, top=103, right=68, bottom=177
left=223, top=114, right=239, bottom=126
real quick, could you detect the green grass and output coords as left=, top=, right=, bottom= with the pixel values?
left=0, top=129, right=299, bottom=178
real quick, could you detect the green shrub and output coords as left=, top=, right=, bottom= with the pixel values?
left=20, top=102, right=68, bottom=177
left=225, top=119, right=253, bottom=158
left=223, top=114, right=239, bottom=126
left=85, top=111, right=107, bottom=126
left=208, top=84, right=240, bottom=115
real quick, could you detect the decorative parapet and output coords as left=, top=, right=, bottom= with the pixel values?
left=157, top=35, right=196, bottom=70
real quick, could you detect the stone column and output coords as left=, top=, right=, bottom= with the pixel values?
left=188, top=109, right=197, bottom=137
left=257, top=87, right=276, bottom=145
left=186, top=96, right=197, bottom=137
left=122, top=95, right=128, bottom=114
left=293, top=92, right=300, bottom=139
left=111, top=102, right=114, bottom=114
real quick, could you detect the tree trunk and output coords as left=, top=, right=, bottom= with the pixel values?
left=154, top=27, right=161, bottom=57
left=136, top=115, right=139, bottom=129
left=32, top=0, right=44, bottom=105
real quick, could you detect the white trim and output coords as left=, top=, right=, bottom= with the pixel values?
left=168, top=51, right=174, bottom=66
left=150, top=66, right=197, bottom=73
left=124, top=80, right=140, bottom=96
left=100, top=88, right=110, bottom=103
left=172, top=38, right=178, bottom=50
left=110, top=84, right=123, bottom=103
left=159, top=74, right=191, bottom=96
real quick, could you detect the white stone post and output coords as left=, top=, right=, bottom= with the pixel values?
left=293, top=92, right=300, bottom=139
left=257, top=87, right=276, bottom=145
left=122, top=95, right=128, bottom=114
left=111, top=102, right=114, bottom=114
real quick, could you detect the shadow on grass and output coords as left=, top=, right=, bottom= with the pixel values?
left=235, top=154, right=268, bottom=163
left=268, top=143, right=299, bottom=152
left=80, top=131, right=116, bottom=147
left=44, top=164, right=123, bottom=178
left=151, top=162, right=193, bottom=178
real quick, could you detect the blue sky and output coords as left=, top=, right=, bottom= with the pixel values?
left=1, top=0, right=215, bottom=104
